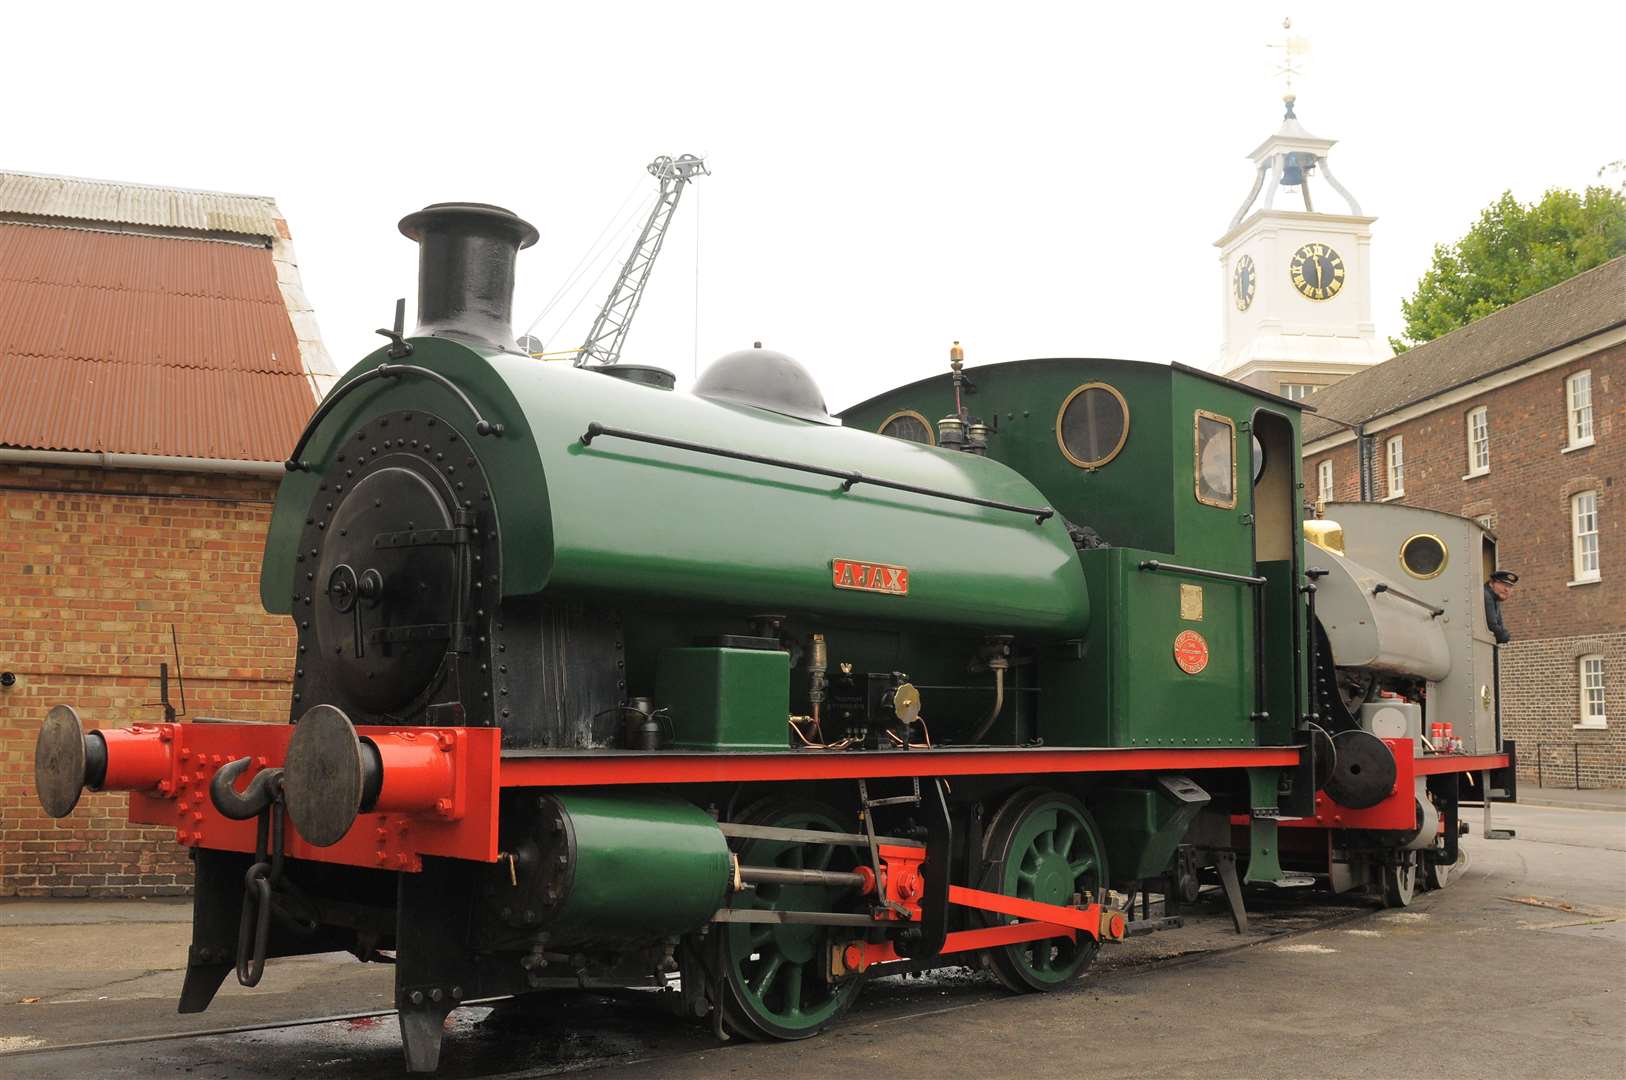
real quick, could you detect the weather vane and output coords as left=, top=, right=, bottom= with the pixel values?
left=1267, top=16, right=1311, bottom=116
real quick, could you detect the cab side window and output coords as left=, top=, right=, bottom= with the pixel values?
left=1194, top=411, right=1236, bottom=509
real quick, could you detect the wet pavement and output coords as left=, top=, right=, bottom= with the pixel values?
left=2, top=801, right=1621, bottom=1078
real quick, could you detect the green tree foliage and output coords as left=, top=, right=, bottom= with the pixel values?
left=1392, top=185, right=1626, bottom=352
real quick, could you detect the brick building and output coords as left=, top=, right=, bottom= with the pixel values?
left=1302, top=257, right=1625, bottom=787
left=0, top=172, right=331, bottom=895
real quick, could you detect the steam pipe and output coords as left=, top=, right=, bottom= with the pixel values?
left=969, top=666, right=1008, bottom=743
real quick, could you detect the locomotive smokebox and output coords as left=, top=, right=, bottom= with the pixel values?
left=398, top=202, right=539, bottom=353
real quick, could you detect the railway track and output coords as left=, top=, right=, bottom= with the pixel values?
left=2, top=895, right=1381, bottom=1078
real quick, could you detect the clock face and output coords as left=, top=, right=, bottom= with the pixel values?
left=1290, top=243, right=1345, bottom=301
left=1232, top=254, right=1256, bottom=311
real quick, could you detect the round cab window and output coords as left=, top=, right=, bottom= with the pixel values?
left=879, top=410, right=934, bottom=445
left=1057, top=383, right=1129, bottom=469
left=1400, top=533, right=1448, bottom=579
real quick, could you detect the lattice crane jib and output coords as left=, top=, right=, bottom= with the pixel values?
left=575, top=154, right=709, bottom=367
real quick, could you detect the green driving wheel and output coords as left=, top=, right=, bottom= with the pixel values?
left=713, top=799, right=864, bottom=1040
left=980, top=788, right=1108, bottom=993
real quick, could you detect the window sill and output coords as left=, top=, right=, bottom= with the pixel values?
left=1567, top=577, right=1602, bottom=588
left=1382, top=492, right=1405, bottom=502
left=1573, top=721, right=1608, bottom=731
left=1462, top=469, right=1489, bottom=481
left=1562, top=439, right=1595, bottom=454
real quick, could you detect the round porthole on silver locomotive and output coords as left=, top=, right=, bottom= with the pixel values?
left=878, top=409, right=935, bottom=445
left=1400, top=533, right=1449, bottom=580
left=1057, top=383, right=1129, bottom=469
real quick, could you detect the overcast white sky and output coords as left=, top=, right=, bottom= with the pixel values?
left=6, top=2, right=1621, bottom=409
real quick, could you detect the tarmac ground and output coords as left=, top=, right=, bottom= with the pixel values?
left=1, top=797, right=1621, bottom=1079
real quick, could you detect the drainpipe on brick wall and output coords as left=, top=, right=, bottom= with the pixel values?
left=0, top=448, right=286, bottom=478
left=1355, top=425, right=1374, bottom=502
left=1311, top=414, right=1374, bottom=502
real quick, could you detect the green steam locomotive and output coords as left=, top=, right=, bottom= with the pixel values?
left=35, top=201, right=1515, bottom=1071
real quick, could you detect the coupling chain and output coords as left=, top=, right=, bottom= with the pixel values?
left=236, top=779, right=286, bottom=988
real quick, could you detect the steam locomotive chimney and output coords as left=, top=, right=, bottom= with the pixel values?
left=397, top=202, right=539, bottom=353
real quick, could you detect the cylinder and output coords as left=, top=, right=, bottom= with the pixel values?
left=398, top=202, right=539, bottom=353
left=529, top=793, right=730, bottom=946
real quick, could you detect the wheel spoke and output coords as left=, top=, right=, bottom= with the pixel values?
left=811, top=843, right=835, bottom=872
left=1056, top=821, right=1078, bottom=857
left=1069, top=855, right=1095, bottom=879
left=752, top=952, right=784, bottom=998
left=782, top=963, right=805, bottom=1014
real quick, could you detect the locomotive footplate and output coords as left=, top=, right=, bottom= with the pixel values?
left=40, top=703, right=1313, bottom=873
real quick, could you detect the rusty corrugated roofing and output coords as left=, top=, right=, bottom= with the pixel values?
left=0, top=221, right=316, bottom=461
left=0, top=170, right=284, bottom=238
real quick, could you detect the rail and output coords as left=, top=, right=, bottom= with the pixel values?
left=579, top=422, right=1055, bottom=524
left=1371, top=582, right=1445, bottom=618
left=1136, top=560, right=1267, bottom=587
left=1135, top=560, right=1269, bottom=725
left=1531, top=741, right=1616, bottom=790
left=285, top=363, right=503, bottom=472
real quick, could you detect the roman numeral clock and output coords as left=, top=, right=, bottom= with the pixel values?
left=1289, top=243, right=1345, bottom=301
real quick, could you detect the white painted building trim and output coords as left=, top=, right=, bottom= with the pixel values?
left=1303, top=320, right=1626, bottom=454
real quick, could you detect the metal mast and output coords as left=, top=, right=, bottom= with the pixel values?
left=575, top=153, right=709, bottom=367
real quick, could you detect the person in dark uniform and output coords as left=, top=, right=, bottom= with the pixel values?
left=1484, top=569, right=1517, bottom=644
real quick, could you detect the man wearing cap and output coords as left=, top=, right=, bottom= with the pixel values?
left=1484, top=570, right=1518, bottom=644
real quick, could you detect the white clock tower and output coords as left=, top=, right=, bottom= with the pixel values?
left=1216, top=95, right=1389, bottom=397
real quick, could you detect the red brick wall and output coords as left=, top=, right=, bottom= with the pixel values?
left=1305, top=344, right=1625, bottom=785
left=1, top=463, right=294, bottom=896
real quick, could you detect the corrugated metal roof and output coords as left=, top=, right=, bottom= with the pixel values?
left=0, top=357, right=317, bottom=459
left=0, top=170, right=283, bottom=238
left=1303, top=256, right=1626, bottom=442
left=0, top=221, right=316, bottom=461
